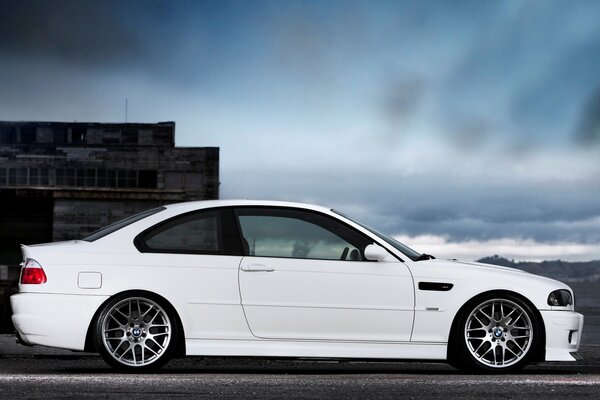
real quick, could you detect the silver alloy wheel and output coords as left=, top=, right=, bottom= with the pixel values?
left=464, top=298, right=533, bottom=368
left=101, top=297, right=172, bottom=367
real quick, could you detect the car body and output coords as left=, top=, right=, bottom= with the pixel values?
left=11, top=200, right=583, bottom=372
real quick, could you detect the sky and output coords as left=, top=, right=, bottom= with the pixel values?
left=1, top=0, right=600, bottom=261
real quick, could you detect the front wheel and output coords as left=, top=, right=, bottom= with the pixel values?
left=450, top=294, right=543, bottom=373
left=93, top=293, right=178, bottom=372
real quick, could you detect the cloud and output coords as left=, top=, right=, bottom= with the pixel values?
left=0, top=0, right=141, bottom=67
left=394, top=234, right=600, bottom=262
left=2, top=1, right=600, bottom=260
left=220, top=145, right=600, bottom=246
left=440, top=0, right=600, bottom=146
left=576, top=87, right=600, bottom=144
left=381, top=76, right=426, bottom=124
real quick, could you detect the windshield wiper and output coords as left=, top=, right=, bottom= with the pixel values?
left=415, top=253, right=436, bottom=261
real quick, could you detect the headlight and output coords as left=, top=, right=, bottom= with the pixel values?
left=548, top=290, right=572, bottom=306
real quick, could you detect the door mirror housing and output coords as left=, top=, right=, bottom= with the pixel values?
left=364, top=244, right=390, bottom=262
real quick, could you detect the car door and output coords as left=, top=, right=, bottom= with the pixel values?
left=134, top=207, right=249, bottom=339
left=236, top=207, right=414, bottom=342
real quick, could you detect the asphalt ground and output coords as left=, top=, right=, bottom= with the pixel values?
left=1, top=335, right=599, bottom=399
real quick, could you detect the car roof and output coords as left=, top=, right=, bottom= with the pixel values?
left=162, top=199, right=333, bottom=214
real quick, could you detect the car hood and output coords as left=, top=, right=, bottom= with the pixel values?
left=411, top=257, right=570, bottom=289
left=438, top=259, right=530, bottom=274
left=414, top=258, right=529, bottom=274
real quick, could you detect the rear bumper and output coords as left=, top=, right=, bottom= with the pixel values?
left=540, top=310, right=584, bottom=361
left=11, top=292, right=108, bottom=351
left=15, top=330, right=33, bottom=346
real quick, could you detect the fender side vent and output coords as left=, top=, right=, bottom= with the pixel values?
left=419, top=282, right=453, bottom=291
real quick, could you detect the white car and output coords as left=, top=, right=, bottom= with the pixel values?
left=11, top=200, right=583, bottom=372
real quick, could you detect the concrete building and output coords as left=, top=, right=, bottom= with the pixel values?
left=0, top=120, right=219, bottom=331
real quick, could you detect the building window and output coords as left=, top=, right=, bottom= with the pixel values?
left=30, top=168, right=39, bottom=185
left=121, top=129, right=138, bottom=145
left=97, top=169, right=116, bottom=187
left=138, top=170, right=157, bottom=188
left=71, top=127, right=86, bottom=144
left=7, top=168, right=16, bottom=185
left=1, top=167, right=51, bottom=187
left=41, top=168, right=49, bottom=185
left=16, top=167, right=28, bottom=185
left=0, top=127, right=17, bottom=143
left=53, top=127, right=68, bottom=144
left=50, top=168, right=160, bottom=189
left=185, top=172, right=203, bottom=189
left=165, top=172, right=183, bottom=189
left=56, top=168, right=76, bottom=186
left=117, top=170, right=137, bottom=188
left=102, top=131, right=120, bottom=145
left=20, top=127, right=36, bottom=144
left=77, top=168, right=96, bottom=187
left=153, top=129, right=173, bottom=145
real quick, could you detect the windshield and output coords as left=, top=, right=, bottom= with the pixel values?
left=81, top=207, right=166, bottom=242
left=332, top=209, right=422, bottom=261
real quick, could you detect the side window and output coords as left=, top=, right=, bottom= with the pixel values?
left=236, top=209, right=370, bottom=261
left=137, top=210, right=222, bottom=254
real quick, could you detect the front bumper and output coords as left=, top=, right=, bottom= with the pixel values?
left=11, top=292, right=108, bottom=351
left=540, top=310, right=584, bottom=361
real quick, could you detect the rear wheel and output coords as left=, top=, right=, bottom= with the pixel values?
left=94, top=293, right=178, bottom=372
left=450, top=293, right=542, bottom=373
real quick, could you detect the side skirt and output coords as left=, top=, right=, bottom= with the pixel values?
left=185, top=339, right=447, bottom=360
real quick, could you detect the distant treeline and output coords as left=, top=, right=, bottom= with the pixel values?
left=478, top=255, right=600, bottom=282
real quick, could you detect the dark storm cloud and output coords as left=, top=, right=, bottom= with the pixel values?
left=377, top=180, right=600, bottom=243
left=0, top=0, right=217, bottom=119
left=0, top=0, right=141, bottom=67
left=509, top=35, right=600, bottom=141
left=439, top=1, right=600, bottom=145
left=576, top=87, right=600, bottom=144
left=381, top=76, right=426, bottom=124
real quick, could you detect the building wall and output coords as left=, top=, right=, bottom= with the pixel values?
left=0, top=121, right=219, bottom=201
left=0, top=121, right=219, bottom=238
left=53, top=199, right=160, bottom=241
left=0, top=120, right=220, bottom=332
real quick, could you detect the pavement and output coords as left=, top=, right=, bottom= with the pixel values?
left=0, top=345, right=599, bottom=400
left=2, top=334, right=600, bottom=399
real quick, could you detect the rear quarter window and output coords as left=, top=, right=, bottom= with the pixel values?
left=134, top=208, right=243, bottom=255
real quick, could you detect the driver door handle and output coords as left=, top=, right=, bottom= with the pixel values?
left=241, top=264, right=275, bottom=272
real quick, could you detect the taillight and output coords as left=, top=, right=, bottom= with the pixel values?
left=20, top=259, right=47, bottom=284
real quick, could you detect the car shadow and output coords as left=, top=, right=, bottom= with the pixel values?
left=56, top=358, right=593, bottom=375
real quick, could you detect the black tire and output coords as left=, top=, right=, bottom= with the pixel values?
left=449, top=292, right=543, bottom=373
left=93, top=292, right=179, bottom=372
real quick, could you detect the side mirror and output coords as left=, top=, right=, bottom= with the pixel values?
left=364, top=244, right=390, bottom=262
